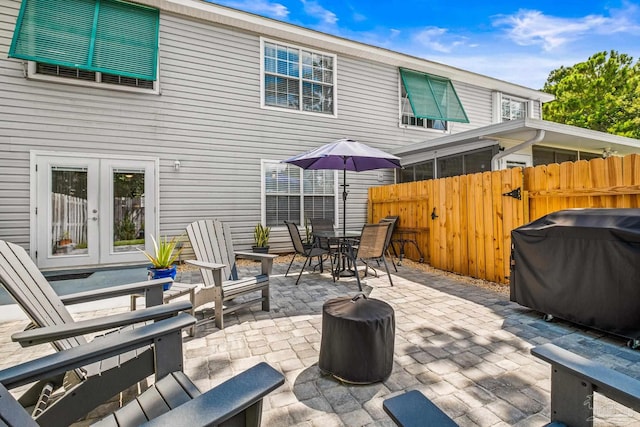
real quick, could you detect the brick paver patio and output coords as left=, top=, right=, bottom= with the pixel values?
left=0, top=260, right=638, bottom=426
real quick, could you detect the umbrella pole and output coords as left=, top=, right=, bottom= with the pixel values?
left=342, top=164, right=347, bottom=236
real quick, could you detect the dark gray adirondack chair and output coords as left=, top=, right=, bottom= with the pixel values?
left=384, top=344, right=640, bottom=427
left=186, top=219, right=278, bottom=329
left=0, top=240, right=193, bottom=427
left=0, top=315, right=285, bottom=427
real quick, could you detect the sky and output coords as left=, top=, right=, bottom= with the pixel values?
left=208, top=0, right=640, bottom=90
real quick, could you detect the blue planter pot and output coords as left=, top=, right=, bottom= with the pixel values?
left=147, top=265, right=176, bottom=291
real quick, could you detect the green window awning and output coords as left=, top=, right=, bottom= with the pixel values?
left=400, top=68, right=469, bottom=123
left=9, top=0, right=159, bottom=80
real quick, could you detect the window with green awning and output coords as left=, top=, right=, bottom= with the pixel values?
left=9, top=0, right=159, bottom=81
left=400, top=68, right=469, bottom=123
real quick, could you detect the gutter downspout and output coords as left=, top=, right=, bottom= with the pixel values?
left=491, top=129, right=545, bottom=171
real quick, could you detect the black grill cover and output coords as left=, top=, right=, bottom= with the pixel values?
left=510, top=208, right=640, bottom=340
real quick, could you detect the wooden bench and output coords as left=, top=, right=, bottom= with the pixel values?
left=531, top=343, right=640, bottom=427
left=383, top=390, right=458, bottom=427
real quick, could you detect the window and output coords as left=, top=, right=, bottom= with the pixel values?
left=31, top=62, right=156, bottom=90
left=501, top=95, right=528, bottom=121
left=10, top=0, right=159, bottom=91
left=399, top=68, right=469, bottom=125
left=263, top=161, right=336, bottom=227
left=262, top=40, right=336, bottom=115
left=400, top=85, right=447, bottom=131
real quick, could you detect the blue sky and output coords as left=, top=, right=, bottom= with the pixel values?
left=209, top=0, right=640, bottom=90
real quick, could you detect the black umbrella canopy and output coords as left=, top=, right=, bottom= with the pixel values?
left=283, top=138, right=402, bottom=234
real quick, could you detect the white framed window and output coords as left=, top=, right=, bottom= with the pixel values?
left=400, top=83, right=448, bottom=131
left=501, top=95, right=528, bottom=121
left=260, top=38, right=337, bottom=116
left=262, top=160, right=337, bottom=228
left=26, top=61, right=159, bottom=94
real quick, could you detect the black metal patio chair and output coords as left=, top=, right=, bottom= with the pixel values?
left=284, top=221, right=332, bottom=285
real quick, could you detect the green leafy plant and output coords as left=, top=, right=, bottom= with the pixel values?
left=303, top=217, right=313, bottom=244
left=116, top=212, right=137, bottom=241
left=139, top=235, right=183, bottom=269
left=253, top=223, right=271, bottom=248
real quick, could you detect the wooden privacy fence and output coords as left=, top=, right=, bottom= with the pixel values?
left=369, top=154, right=640, bottom=284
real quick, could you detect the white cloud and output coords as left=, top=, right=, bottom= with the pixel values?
left=427, top=52, right=577, bottom=89
left=214, top=0, right=289, bottom=19
left=413, top=26, right=469, bottom=53
left=300, top=0, right=338, bottom=26
left=493, top=6, right=640, bottom=51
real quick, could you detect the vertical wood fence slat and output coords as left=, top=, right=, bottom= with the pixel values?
left=368, top=154, right=640, bottom=285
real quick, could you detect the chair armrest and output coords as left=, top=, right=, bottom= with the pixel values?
left=234, top=252, right=278, bottom=261
left=234, top=252, right=278, bottom=275
left=12, top=301, right=193, bottom=347
left=60, top=278, right=171, bottom=307
left=186, top=259, right=226, bottom=270
left=531, top=343, right=640, bottom=413
left=0, top=313, right=196, bottom=390
left=142, top=362, right=285, bottom=427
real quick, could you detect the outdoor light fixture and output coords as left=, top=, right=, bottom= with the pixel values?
left=174, top=160, right=181, bottom=171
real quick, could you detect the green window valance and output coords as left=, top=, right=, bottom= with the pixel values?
left=9, top=0, right=159, bottom=80
left=400, top=68, right=469, bottom=123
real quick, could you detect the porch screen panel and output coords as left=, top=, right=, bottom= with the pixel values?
left=400, top=68, right=469, bottom=123
left=9, top=0, right=159, bottom=80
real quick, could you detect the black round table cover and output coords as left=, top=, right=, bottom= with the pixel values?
left=319, top=295, right=395, bottom=383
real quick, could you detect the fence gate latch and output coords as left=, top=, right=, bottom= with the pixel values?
left=431, top=207, right=439, bottom=220
left=502, top=187, right=522, bottom=200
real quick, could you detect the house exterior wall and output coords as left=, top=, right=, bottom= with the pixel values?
left=0, top=0, right=550, bottom=259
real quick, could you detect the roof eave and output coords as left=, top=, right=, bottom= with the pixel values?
left=134, top=0, right=554, bottom=102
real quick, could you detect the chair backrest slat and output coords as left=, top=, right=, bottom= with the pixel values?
left=357, top=223, right=391, bottom=259
left=284, top=221, right=306, bottom=255
left=310, top=218, right=334, bottom=250
left=379, top=216, right=398, bottom=252
left=186, top=220, right=237, bottom=285
left=0, top=241, right=86, bottom=351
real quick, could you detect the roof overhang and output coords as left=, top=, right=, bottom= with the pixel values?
left=393, top=118, right=640, bottom=165
left=132, top=0, right=554, bottom=103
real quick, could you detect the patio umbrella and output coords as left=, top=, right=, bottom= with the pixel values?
left=283, top=138, right=402, bottom=235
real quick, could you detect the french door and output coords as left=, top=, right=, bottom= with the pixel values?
left=33, top=153, right=157, bottom=269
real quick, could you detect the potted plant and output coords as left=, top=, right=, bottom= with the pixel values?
left=252, top=223, right=271, bottom=253
left=139, top=235, right=183, bottom=290
left=58, top=230, right=72, bottom=246
left=303, top=217, right=313, bottom=251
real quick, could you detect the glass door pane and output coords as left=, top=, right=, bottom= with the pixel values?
left=112, top=169, right=146, bottom=253
left=51, top=166, right=88, bottom=257
left=99, top=158, right=156, bottom=265
left=36, top=156, right=100, bottom=269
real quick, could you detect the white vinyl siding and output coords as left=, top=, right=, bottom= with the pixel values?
left=0, top=0, right=537, bottom=256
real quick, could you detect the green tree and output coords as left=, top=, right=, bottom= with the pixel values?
left=542, top=50, right=640, bottom=139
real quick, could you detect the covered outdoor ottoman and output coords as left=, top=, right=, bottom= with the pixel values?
left=510, top=208, right=640, bottom=347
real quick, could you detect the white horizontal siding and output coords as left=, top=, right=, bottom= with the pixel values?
left=0, top=1, right=501, bottom=254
